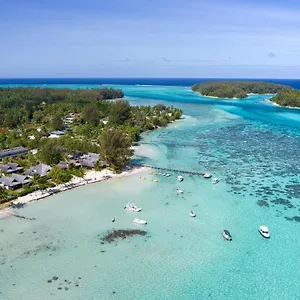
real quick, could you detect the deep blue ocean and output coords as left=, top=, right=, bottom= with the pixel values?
left=1, top=78, right=300, bottom=89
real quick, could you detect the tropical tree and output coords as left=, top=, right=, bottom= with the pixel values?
left=38, top=140, right=62, bottom=165
left=51, top=114, right=64, bottom=130
left=0, top=187, right=8, bottom=204
left=48, top=166, right=72, bottom=184
left=108, top=100, right=131, bottom=126
left=99, top=128, right=133, bottom=172
left=82, top=103, right=100, bottom=126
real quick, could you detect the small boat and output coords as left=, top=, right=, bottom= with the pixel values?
left=259, top=226, right=270, bottom=238
left=176, top=189, right=184, bottom=194
left=125, top=203, right=142, bottom=212
left=154, top=172, right=158, bottom=175
left=203, top=173, right=212, bottom=179
left=165, top=174, right=171, bottom=177
left=110, top=217, right=115, bottom=222
left=178, top=176, right=183, bottom=182
left=212, top=178, right=219, bottom=184
left=222, top=230, right=232, bottom=241
left=149, top=171, right=153, bottom=175
left=140, top=176, right=146, bottom=180
left=189, top=211, right=196, bottom=217
left=162, top=173, right=166, bottom=176
left=152, top=179, right=158, bottom=183
left=133, top=218, right=147, bottom=225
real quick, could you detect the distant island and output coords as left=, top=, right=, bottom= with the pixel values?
left=270, top=88, right=300, bottom=108
left=192, top=80, right=300, bottom=108
left=191, top=81, right=288, bottom=99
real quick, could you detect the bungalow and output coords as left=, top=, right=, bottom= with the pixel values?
left=0, top=163, right=23, bottom=174
left=11, top=173, right=31, bottom=184
left=64, top=113, right=75, bottom=124
left=78, top=152, right=101, bottom=169
left=25, top=163, right=52, bottom=177
left=48, top=131, right=65, bottom=138
left=0, top=176, right=22, bottom=190
left=0, top=147, right=28, bottom=159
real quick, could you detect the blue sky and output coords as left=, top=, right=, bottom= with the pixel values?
left=1, top=0, right=300, bottom=78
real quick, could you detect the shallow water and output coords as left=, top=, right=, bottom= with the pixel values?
left=1, top=85, right=300, bottom=299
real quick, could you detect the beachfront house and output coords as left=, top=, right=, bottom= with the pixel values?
left=11, top=173, right=31, bottom=184
left=0, top=147, right=28, bottom=160
left=0, top=176, right=22, bottom=190
left=48, top=131, right=65, bottom=138
left=0, top=163, right=24, bottom=174
left=78, top=152, right=100, bottom=169
left=25, top=163, right=52, bottom=177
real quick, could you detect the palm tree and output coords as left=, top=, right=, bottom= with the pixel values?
left=0, top=187, right=8, bottom=204
left=99, top=128, right=133, bottom=173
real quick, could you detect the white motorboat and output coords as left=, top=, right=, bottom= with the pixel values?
left=110, top=217, right=115, bottom=222
left=165, top=174, right=171, bottom=177
left=259, top=226, right=270, bottom=238
left=176, top=189, right=184, bottom=194
left=133, top=218, right=147, bottom=225
left=222, top=230, right=232, bottom=241
left=203, top=173, right=212, bottom=179
left=125, top=203, right=142, bottom=212
left=212, top=178, right=219, bottom=184
left=189, top=210, right=196, bottom=217
left=178, top=176, right=183, bottom=182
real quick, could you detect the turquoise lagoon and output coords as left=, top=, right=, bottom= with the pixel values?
left=1, top=85, right=300, bottom=299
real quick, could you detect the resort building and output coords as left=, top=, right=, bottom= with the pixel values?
left=0, top=176, right=22, bottom=190
left=11, top=173, right=31, bottom=185
left=25, top=163, right=52, bottom=177
left=79, top=152, right=101, bottom=169
left=64, top=113, right=75, bottom=124
left=0, top=163, right=23, bottom=174
left=48, top=131, right=65, bottom=138
left=0, top=147, right=28, bottom=160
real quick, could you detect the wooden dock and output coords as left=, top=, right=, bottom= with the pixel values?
left=133, top=164, right=205, bottom=176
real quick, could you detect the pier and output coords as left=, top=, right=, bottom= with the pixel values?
left=134, top=164, right=206, bottom=176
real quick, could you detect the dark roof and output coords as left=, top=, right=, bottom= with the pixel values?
left=25, top=163, right=52, bottom=177
left=79, top=159, right=95, bottom=168
left=11, top=173, right=31, bottom=184
left=0, top=147, right=28, bottom=159
left=0, top=163, right=23, bottom=174
left=0, top=176, right=21, bottom=188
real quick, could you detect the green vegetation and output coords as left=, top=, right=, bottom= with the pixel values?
left=99, top=128, right=133, bottom=173
left=192, top=81, right=289, bottom=99
left=0, top=87, right=123, bottom=128
left=270, top=88, right=300, bottom=108
left=0, top=87, right=182, bottom=201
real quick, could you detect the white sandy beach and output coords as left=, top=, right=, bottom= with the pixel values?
left=0, top=166, right=147, bottom=219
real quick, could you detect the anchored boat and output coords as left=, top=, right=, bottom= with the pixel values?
left=178, top=176, right=183, bottom=182
left=222, top=230, right=232, bottom=241
left=212, top=178, right=219, bottom=184
left=203, top=173, right=212, bottom=179
left=189, top=211, right=196, bottom=217
left=259, top=226, right=270, bottom=238
left=125, top=203, right=142, bottom=212
left=133, top=218, right=147, bottom=225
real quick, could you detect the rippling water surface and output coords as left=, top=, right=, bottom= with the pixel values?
left=0, top=84, right=300, bottom=300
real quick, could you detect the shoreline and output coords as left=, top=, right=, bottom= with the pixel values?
left=0, top=165, right=147, bottom=219
left=266, top=99, right=300, bottom=110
